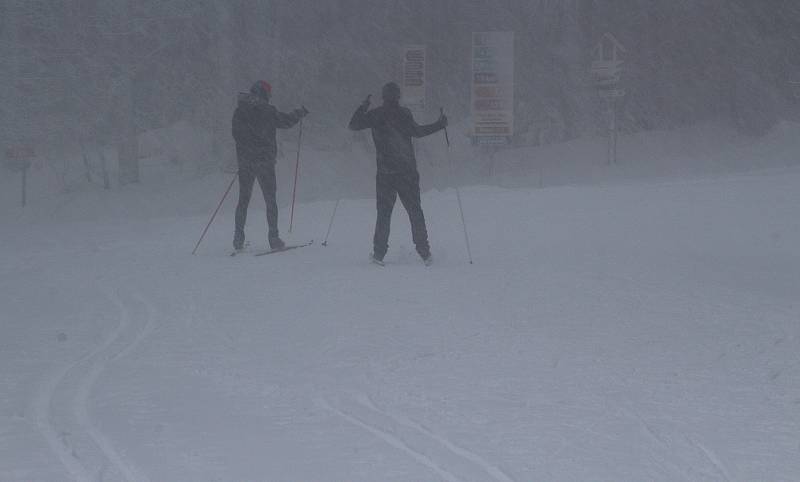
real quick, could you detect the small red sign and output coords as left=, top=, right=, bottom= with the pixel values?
left=5, top=146, right=35, bottom=160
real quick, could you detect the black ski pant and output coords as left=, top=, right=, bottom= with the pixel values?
left=234, top=161, right=278, bottom=248
left=374, top=170, right=430, bottom=259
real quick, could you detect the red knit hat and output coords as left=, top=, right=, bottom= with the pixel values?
left=251, top=80, right=272, bottom=99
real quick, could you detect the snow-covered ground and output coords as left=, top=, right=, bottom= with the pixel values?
left=2, top=125, right=800, bottom=481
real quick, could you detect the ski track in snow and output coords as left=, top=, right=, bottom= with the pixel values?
left=622, top=403, right=736, bottom=481
left=30, top=289, right=155, bottom=482
left=621, top=406, right=695, bottom=481
left=318, top=394, right=515, bottom=482
left=355, top=394, right=516, bottom=482
left=691, top=438, right=733, bottom=482
left=317, top=397, right=463, bottom=482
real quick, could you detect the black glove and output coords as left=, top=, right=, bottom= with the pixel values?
left=438, top=113, right=448, bottom=128
left=360, top=94, right=372, bottom=110
left=294, top=106, right=309, bottom=118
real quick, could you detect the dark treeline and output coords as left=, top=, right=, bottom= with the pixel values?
left=1, top=0, right=799, bottom=180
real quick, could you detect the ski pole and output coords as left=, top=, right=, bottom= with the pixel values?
left=288, top=117, right=304, bottom=233
left=321, top=198, right=340, bottom=246
left=441, top=107, right=450, bottom=147
left=192, top=172, right=238, bottom=255
left=442, top=108, right=473, bottom=264
left=454, top=180, right=473, bottom=264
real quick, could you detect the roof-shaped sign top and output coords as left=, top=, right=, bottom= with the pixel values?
left=592, top=33, right=626, bottom=63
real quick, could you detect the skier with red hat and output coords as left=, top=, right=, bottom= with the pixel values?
left=231, top=80, right=308, bottom=252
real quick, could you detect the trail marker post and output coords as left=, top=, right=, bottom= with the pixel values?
left=4, top=146, right=34, bottom=207
left=591, top=33, right=626, bottom=165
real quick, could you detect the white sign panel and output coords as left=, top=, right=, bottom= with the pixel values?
left=402, top=45, right=426, bottom=112
left=598, top=88, right=626, bottom=98
left=471, top=31, right=514, bottom=145
left=590, top=33, right=626, bottom=87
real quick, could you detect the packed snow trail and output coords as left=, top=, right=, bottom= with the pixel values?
left=1, top=165, right=799, bottom=480
left=29, top=291, right=154, bottom=481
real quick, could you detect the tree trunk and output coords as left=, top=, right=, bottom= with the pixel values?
left=117, top=0, right=139, bottom=185
left=212, top=0, right=237, bottom=173
left=2, top=0, right=21, bottom=147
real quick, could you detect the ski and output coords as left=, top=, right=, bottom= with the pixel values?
left=254, top=240, right=314, bottom=257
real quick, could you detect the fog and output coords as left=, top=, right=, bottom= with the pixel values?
left=2, top=2, right=800, bottom=481
left=2, top=1, right=799, bottom=198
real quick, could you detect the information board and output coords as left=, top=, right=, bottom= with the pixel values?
left=471, top=32, right=514, bottom=145
left=402, top=45, right=427, bottom=112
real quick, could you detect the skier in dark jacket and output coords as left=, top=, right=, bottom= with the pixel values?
left=232, top=80, right=307, bottom=251
left=349, top=82, right=447, bottom=265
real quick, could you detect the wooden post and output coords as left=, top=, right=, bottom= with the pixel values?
left=607, top=99, right=613, bottom=165
left=611, top=99, right=618, bottom=164
left=21, top=165, right=27, bottom=207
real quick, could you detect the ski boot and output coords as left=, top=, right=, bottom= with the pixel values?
left=269, top=236, right=286, bottom=251
left=370, top=252, right=386, bottom=267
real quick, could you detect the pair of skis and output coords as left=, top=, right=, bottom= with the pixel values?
left=370, top=253, right=433, bottom=267
left=230, top=240, right=314, bottom=257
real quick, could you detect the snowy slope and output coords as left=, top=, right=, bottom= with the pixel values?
left=2, top=156, right=799, bottom=480
left=1, top=122, right=799, bottom=481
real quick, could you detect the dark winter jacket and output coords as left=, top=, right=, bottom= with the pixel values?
left=349, top=102, right=445, bottom=174
left=232, top=93, right=303, bottom=164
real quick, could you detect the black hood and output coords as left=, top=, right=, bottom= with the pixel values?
left=238, top=92, right=270, bottom=108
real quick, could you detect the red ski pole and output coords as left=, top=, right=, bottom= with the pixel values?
left=192, top=172, right=237, bottom=255
left=289, top=118, right=304, bottom=233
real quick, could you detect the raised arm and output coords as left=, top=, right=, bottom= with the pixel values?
left=349, top=95, right=377, bottom=131
left=349, top=106, right=375, bottom=131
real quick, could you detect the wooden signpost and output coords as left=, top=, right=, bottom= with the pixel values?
left=4, top=146, right=35, bottom=207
